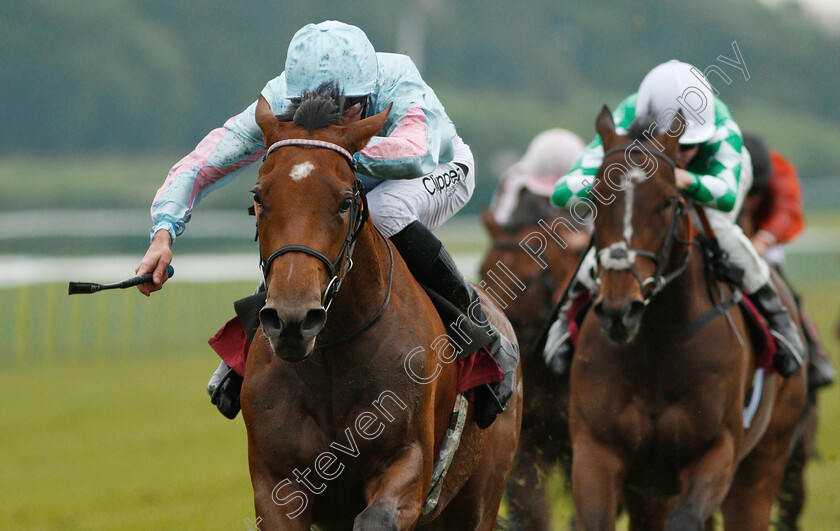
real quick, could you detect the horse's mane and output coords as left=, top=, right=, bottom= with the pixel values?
left=276, top=81, right=347, bottom=132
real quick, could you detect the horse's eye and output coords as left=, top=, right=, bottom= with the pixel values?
left=663, top=196, right=677, bottom=210
left=339, top=197, right=353, bottom=213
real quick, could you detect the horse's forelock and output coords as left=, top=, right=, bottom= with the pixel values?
left=627, top=116, right=664, bottom=143
left=277, top=81, right=346, bottom=132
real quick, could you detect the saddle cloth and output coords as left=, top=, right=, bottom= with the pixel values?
left=209, top=314, right=504, bottom=393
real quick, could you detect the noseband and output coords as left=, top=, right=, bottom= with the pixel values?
left=597, top=145, right=693, bottom=304
left=257, top=138, right=368, bottom=311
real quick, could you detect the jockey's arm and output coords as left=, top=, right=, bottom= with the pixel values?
left=551, top=95, right=637, bottom=208
left=138, top=76, right=287, bottom=294
left=679, top=102, right=743, bottom=213
left=756, top=151, right=805, bottom=245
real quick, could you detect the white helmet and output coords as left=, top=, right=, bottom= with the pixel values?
left=514, top=129, right=586, bottom=178
left=285, top=21, right=378, bottom=99
left=636, top=60, right=716, bottom=144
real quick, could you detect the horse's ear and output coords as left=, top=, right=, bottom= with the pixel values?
left=482, top=208, right=505, bottom=238
left=255, top=95, right=281, bottom=145
left=595, top=105, right=617, bottom=150
left=341, top=104, right=392, bottom=153
left=656, top=109, right=685, bottom=159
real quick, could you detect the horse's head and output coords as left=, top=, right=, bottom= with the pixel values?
left=253, top=86, right=389, bottom=360
left=480, top=200, right=587, bottom=348
left=590, top=105, right=688, bottom=342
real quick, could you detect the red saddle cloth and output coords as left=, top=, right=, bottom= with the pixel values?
left=565, top=292, right=776, bottom=373
left=208, top=317, right=250, bottom=377
left=209, top=317, right=505, bottom=391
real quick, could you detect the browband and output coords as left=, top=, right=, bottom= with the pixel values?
left=263, top=138, right=357, bottom=171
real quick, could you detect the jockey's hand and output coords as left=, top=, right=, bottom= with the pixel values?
left=136, top=230, right=173, bottom=296
left=674, top=168, right=695, bottom=190
left=751, top=230, right=776, bottom=257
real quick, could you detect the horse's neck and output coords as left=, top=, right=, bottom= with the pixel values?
left=642, top=239, right=710, bottom=325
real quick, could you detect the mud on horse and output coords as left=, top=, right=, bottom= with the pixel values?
left=240, top=91, right=522, bottom=530
left=568, top=107, right=807, bottom=530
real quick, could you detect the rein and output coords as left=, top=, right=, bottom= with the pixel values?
left=255, top=138, right=393, bottom=348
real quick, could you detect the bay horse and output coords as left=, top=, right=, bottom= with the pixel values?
left=240, top=90, right=522, bottom=530
left=739, top=190, right=822, bottom=531
left=568, top=107, right=807, bottom=529
left=480, top=194, right=586, bottom=530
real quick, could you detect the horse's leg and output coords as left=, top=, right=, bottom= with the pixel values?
left=775, top=427, right=807, bottom=531
left=354, top=445, right=426, bottom=530
left=720, top=433, right=789, bottom=530
left=248, top=461, right=313, bottom=531
left=665, top=432, right=736, bottom=531
left=624, top=489, right=673, bottom=531
left=571, top=432, right=626, bottom=531
left=777, top=394, right=818, bottom=530
left=505, top=438, right=554, bottom=531
left=431, top=376, right=523, bottom=531
left=723, top=373, right=807, bottom=530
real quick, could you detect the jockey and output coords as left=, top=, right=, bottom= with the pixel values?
left=741, top=132, right=835, bottom=389
left=543, top=60, right=805, bottom=378
left=489, top=128, right=586, bottom=226
left=134, top=20, right=517, bottom=427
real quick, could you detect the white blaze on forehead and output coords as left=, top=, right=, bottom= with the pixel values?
left=623, top=167, right=647, bottom=243
left=289, top=161, right=315, bottom=181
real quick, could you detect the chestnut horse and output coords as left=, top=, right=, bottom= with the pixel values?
left=240, top=91, right=522, bottom=530
left=569, top=107, right=807, bottom=530
left=480, top=195, right=586, bottom=530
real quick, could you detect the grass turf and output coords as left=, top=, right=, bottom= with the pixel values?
left=1, top=276, right=839, bottom=529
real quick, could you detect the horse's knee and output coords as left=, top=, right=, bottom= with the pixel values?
left=353, top=504, right=398, bottom=531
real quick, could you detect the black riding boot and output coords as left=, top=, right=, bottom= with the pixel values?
left=542, top=282, right=587, bottom=377
left=207, top=360, right=243, bottom=419
left=802, top=320, right=836, bottom=389
left=752, top=283, right=805, bottom=377
left=206, top=289, right=265, bottom=419
left=391, top=221, right=518, bottom=429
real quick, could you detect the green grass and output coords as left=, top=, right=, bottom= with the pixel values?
left=0, top=352, right=253, bottom=530
left=1, top=264, right=839, bottom=528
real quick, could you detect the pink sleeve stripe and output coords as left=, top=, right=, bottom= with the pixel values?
left=359, top=104, right=428, bottom=160
left=186, top=148, right=266, bottom=208
left=153, top=115, right=239, bottom=205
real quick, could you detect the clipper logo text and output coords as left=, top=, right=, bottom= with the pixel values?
left=423, top=166, right=464, bottom=197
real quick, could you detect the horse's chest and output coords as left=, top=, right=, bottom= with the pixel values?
left=610, top=391, right=728, bottom=460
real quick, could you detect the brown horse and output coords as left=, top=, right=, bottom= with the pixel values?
left=568, top=107, right=807, bottom=530
left=480, top=195, right=586, bottom=530
left=738, top=191, right=822, bottom=531
left=240, top=91, right=522, bottom=530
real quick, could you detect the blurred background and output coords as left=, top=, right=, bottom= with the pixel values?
left=2, top=0, right=838, bottom=528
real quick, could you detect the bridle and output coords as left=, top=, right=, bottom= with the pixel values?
left=597, top=144, right=694, bottom=304
left=257, top=138, right=368, bottom=312
left=254, top=137, right=395, bottom=350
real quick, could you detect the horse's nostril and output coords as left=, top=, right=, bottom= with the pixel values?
left=623, top=300, right=646, bottom=328
left=593, top=301, right=604, bottom=318
left=259, top=307, right=285, bottom=337
left=300, top=307, right=327, bottom=338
